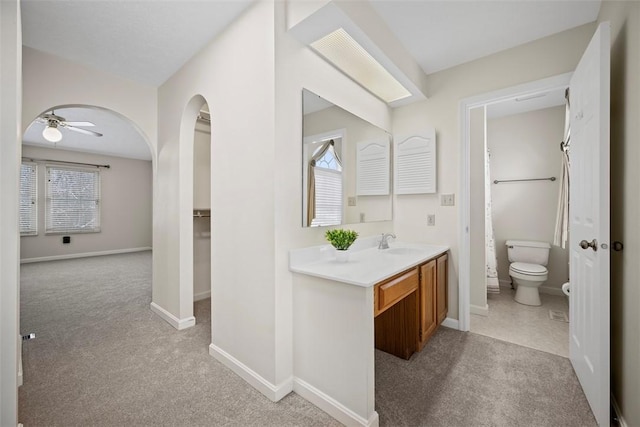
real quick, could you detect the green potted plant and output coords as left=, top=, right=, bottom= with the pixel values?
left=325, top=229, right=359, bottom=262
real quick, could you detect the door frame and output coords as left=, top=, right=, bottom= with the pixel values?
left=457, top=72, right=572, bottom=331
left=1, top=0, right=22, bottom=425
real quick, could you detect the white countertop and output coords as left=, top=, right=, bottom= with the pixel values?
left=289, top=236, right=448, bottom=287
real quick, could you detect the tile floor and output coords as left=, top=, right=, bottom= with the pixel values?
left=470, top=287, right=570, bottom=357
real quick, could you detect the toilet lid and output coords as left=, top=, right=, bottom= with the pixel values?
left=510, top=262, right=547, bottom=275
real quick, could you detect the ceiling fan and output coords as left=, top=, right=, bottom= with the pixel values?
left=36, top=111, right=103, bottom=142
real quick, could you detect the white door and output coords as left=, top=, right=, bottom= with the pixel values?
left=569, top=22, right=610, bottom=426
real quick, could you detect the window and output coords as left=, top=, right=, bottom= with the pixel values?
left=19, top=162, right=37, bottom=236
left=311, top=144, right=343, bottom=227
left=46, top=166, right=101, bottom=234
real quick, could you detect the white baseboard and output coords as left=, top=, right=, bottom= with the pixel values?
left=612, top=393, right=628, bottom=427
left=194, top=290, right=211, bottom=302
left=20, top=246, right=152, bottom=264
left=209, top=343, right=292, bottom=402
left=539, top=286, right=564, bottom=296
left=441, top=317, right=459, bottom=330
left=293, top=377, right=379, bottom=427
left=149, top=302, right=195, bottom=330
left=470, top=304, right=489, bottom=316
left=499, top=279, right=512, bottom=288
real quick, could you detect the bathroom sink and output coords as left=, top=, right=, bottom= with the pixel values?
left=385, top=247, right=422, bottom=255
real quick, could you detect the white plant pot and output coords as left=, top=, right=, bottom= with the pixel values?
left=335, top=249, right=350, bottom=263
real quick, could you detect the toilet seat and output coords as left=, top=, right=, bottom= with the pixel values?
left=509, top=262, right=547, bottom=276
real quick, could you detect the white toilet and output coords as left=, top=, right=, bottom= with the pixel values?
left=506, top=240, right=551, bottom=306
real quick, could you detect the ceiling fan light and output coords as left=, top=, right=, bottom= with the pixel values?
left=42, top=125, right=62, bottom=142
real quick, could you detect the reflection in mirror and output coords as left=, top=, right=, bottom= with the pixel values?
left=302, top=89, right=392, bottom=227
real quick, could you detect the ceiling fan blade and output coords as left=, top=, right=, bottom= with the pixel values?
left=64, top=121, right=95, bottom=127
left=63, top=124, right=103, bottom=137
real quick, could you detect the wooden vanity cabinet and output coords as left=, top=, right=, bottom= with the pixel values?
left=436, top=253, right=448, bottom=324
left=374, top=269, right=419, bottom=360
left=418, top=253, right=448, bottom=350
left=374, top=251, right=449, bottom=358
left=418, top=260, right=437, bottom=350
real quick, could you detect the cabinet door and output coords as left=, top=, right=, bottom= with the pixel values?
left=436, top=253, right=448, bottom=324
left=419, top=260, right=437, bottom=350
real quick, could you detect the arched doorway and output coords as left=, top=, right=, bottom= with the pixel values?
left=20, top=104, right=154, bottom=263
left=178, top=95, right=211, bottom=328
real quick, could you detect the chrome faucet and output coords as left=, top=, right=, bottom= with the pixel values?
left=378, top=233, right=396, bottom=250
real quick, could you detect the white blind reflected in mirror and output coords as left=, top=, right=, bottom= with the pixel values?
left=311, top=168, right=343, bottom=227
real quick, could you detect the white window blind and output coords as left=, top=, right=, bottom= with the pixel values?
left=46, top=166, right=101, bottom=234
left=311, top=167, right=343, bottom=227
left=19, top=162, right=38, bottom=236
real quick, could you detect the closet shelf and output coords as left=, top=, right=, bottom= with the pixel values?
left=193, top=209, right=211, bottom=218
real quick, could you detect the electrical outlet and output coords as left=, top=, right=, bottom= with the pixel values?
left=348, top=196, right=357, bottom=207
left=427, top=214, right=436, bottom=226
left=360, top=213, right=365, bottom=223
left=441, top=194, right=455, bottom=206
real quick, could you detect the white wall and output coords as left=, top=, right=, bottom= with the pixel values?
left=22, top=47, right=157, bottom=158
left=0, top=1, right=22, bottom=424
left=20, top=146, right=152, bottom=261
left=193, top=122, right=211, bottom=209
left=487, top=106, right=569, bottom=292
left=156, top=0, right=280, bottom=389
left=392, top=22, right=596, bottom=320
left=599, top=1, right=640, bottom=425
left=277, top=0, right=392, bottom=396
left=151, top=0, right=393, bottom=402
left=469, top=107, right=486, bottom=312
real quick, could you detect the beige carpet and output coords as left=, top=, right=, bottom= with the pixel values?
left=19, top=252, right=339, bottom=427
left=20, top=252, right=596, bottom=426
left=375, top=328, right=596, bottom=426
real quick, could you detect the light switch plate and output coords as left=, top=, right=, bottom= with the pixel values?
left=441, top=194, right=455, bottom=206
left=348, top=196, right=357, bottom=206
left=427, top=214, right=435, bottom=226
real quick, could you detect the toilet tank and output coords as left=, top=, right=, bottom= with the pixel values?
left=506, top=240, right=551, bottom=266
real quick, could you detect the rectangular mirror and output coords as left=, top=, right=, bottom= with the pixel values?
left=302, top=89, right=392, bottom=227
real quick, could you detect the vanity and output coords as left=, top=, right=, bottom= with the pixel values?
left=296, top=89, right=443, bottom=426
left=289, top=236, right=448, bottom=426
left=374, top=250, right=448, bottom=359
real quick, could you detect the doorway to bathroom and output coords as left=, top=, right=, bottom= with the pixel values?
left=467, top=90, right=571, bottom=357
left=459, top=23, right=611, bottom=424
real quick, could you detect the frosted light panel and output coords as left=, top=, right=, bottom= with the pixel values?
left=311, top=28, right=411, bottom=103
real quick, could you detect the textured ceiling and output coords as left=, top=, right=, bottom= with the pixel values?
left=21, top=0, right=255, bottom=87
left=370, top=0, right=601, bottom=74
left=20, top=0, right=601, bottom=159
left=23, top=106, right=153, bottom=161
